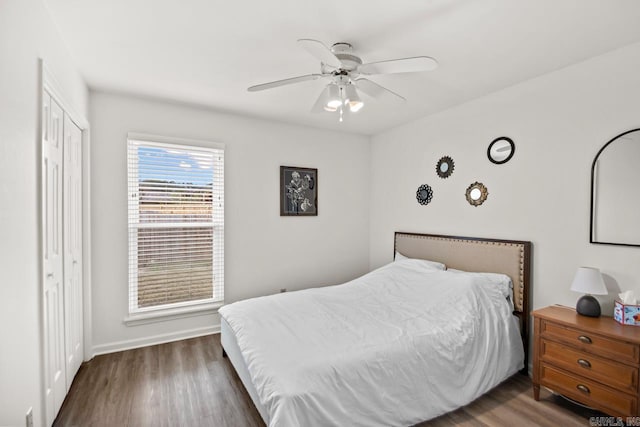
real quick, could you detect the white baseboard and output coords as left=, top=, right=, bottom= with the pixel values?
left=91, top=324, right=220, bottom=358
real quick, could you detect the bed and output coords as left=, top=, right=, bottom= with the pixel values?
left=219, top=232, right=531, bottom=427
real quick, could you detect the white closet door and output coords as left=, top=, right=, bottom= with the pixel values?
left=63, top=114, right=83, bottom=390
left=43, top=92, right=67, bottom=425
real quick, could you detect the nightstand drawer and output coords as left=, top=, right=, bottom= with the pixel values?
left=540, top=363, right=637, bottom=416
left=541, top=320, right=639, bottom=363
left=541, top=339, right=638, bottom=393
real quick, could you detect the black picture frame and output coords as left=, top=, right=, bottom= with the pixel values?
left=280, top=166, right=318, bottom=216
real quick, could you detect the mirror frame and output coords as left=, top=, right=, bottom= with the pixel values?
left=465, top=181, right=488, bottom=207
left=487, top=136, right=515, bottom=164
left=416, top=184, right=434, bottom=205
left=590, top=128, right=640, bottom=247
left=436, top=156, right=455, bottom=179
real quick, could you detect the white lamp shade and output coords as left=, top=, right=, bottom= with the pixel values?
left=324, top=84, right=342, bottom=110
left=317, top=85, right=336, bottom=112
left=344, top=84, right=364, bottom=112
left=570, top=267, right=607, bottom=295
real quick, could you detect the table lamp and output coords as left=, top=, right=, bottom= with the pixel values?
left=570, top=267, right=608, bottom=317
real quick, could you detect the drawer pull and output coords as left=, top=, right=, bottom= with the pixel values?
left=577, top=335, right=592, bottom=344
left=576, top=384, right=590, bottom=394
left=577, top=359, right=591, bottom=368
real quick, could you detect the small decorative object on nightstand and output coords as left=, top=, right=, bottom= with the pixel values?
left=570, top=267, right=607, bottom=317
left=533, top=305, right=640, bottom=417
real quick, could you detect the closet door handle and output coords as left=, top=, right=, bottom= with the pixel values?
left=576, top=384, right=590, bottom=394
left=577, top=359, right=591, bottom=368
left=578, top=335, right=592, bottom=344
left=47, top=272, right=54, bottom=279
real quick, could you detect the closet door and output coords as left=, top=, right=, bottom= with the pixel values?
left=42, top=91, right=66, bottom=425
left=63, top=115, right=83, bottom=389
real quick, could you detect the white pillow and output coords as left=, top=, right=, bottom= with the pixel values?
left=446, top=268, right=513, bottom=298
left=394, top=251, right=408, bottom=261
left=394, top=251, right=446, bottom=270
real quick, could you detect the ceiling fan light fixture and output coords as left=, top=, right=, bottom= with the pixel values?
left=349, top=100, right=364, bottom=113
left=345, top=84, right=364, bottom=113
left=325, top=84, right=343, bottom=110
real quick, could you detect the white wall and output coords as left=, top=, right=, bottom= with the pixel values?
left=0, top=1, right=88, bottom=426
left=89, top=91, right=370, bottom=354
left=370, top=41, right=640, bottom=317
left=2, top=6, right=635, bottom=423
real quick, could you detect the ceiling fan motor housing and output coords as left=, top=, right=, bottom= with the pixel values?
left=324, top=42, right=363, bottom=72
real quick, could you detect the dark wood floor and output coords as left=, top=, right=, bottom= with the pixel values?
left=55, top=334, right=597, bottom=426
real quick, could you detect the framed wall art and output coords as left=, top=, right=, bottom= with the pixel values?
left=280, top=166, right=318, bottom=216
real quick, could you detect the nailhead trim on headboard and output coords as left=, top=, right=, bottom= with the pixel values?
left=394, top=233, right=527, bottom=313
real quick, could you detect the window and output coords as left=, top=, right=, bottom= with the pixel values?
left=127, top=135, right=224, bottom=315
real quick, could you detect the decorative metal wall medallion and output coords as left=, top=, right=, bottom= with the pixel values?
left=436, top=156, right=455, bottom=178
left=416, top=184, right=434, bottom=205
left=465, top=181, right=488, bottom=206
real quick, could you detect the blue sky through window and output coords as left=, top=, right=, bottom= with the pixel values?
left=138, top=146, right=213, bottom=186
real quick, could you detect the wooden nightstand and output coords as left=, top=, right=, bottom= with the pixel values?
left=533, top=305, right=640, bottom=417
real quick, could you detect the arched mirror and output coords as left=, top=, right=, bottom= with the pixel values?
left=591, top=128, right=640, bottom=246
left=465, top=182, right=488, bottom=206
left=487, top=137, right=515, bottom=164
left=436, top=156, right=454, bottom=178
left=416, top=184, right=434, bottom=205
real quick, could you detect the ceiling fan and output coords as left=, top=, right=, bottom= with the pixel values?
left=248, top=39, right=438, bottom=121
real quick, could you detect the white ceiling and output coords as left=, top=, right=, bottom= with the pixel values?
left=45, top=0, right=640, bottom=135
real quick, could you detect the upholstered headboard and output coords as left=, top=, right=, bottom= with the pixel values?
left=394, top=232, right=532, bottom=368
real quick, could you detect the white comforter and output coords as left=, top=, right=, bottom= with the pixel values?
left=219, top=259, right=524, bottom=427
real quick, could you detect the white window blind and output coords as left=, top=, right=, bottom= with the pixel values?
left=127, top=136, right=224, bottom=314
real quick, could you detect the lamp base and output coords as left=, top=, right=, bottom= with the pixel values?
left=576, top=295, right=601, bottom=317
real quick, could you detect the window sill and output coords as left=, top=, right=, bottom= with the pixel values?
left=123, top=301, right=223, bottom=326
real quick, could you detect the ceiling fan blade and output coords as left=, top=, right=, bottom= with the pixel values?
left=297, top=39, right=342, bottom=68
left=359, top=56, right=438, bottom=75
left=248, top=74, right=326, bottom=92
left=355, top=78, right=406, bottom=103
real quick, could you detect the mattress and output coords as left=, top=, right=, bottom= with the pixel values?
left=219, top=258, right=524, bottom=427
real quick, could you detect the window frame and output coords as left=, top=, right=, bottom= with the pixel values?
left=126, top=133, right=224, bottom=321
